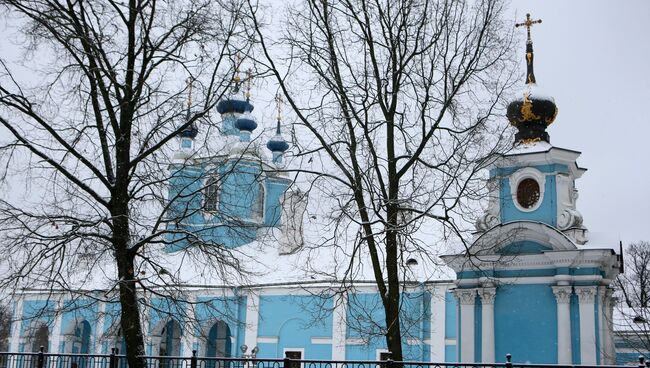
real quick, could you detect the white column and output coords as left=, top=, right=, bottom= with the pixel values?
left=575, top=286, right=597, bottom=365
left=552, top=286, right=573, bottom=364
left=602, top=289, right=616, bottom=365
left=331, top=293, right=347, bottom=360
left=454, top=289, right=476, bottom=363
left=244, top=291, right=260, bottom=350
left=9, top=297, right=24, bottom=352
left=479, top=288, right=496, bottom=363
left=429, top=287, right=447, bottom=362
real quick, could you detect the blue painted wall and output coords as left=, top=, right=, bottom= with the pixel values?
left=494, top=284, right=557, bottom=364
left=166, top=158, right=289, bottom=252
left=345, top=292, right=430, bottom=361
left=257, top=295, right=333, bottom=359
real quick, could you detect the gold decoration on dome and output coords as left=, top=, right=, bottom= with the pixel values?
left=518, top=92, right=540, bottom=122
left=520, top=137, right=541, bottom=145
left=515, top=13, right=542, bottom=43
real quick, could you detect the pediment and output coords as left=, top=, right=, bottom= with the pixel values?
left=468, top=221, right=577, bottom=256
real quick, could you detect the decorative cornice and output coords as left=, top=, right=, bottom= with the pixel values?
left=574, top=286, right=597, bottom=304
left=479, top=287, right=497, bottom=305
left=551, top=285, right=573, bottom=304
left=453, top=289, right=477, bottom=305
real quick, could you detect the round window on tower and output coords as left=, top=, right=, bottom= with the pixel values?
left=516, top=178, right=541, bottom=209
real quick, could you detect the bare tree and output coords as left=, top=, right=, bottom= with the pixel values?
left=615, top=241, right=650, bottom=356
left=0, top=304, right=9, bottom=352
left=0, top=1, right=250, bottom=366
left=250, top=0, right=517, bottom=360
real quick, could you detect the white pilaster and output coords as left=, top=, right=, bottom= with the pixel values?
left=552, top=286, right=573, bottom=364
left=602, top=289, right=616, bottom=364
left=479, top=288, right=496, bottom=363
left=9, top=297, right=24, bottom=352
left=245, top=291, right=260, bottom=350
left=331, top=294, right=347, bottom=360
left=50, top=297, right=64, bottom=353
left=181, top=296, right=195, bottom=356
left=429, top=287, right=447, bottom=362
left=94, top=301, right=106, bottom=354
left=454, top=289, right=476, bottom=363
left=575, top=286, right=597, bottom=365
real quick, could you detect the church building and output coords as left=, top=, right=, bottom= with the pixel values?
left=6, top=14, right=636, bottom=366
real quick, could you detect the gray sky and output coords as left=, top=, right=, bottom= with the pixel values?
left=507, top=0, right=650, bottom=245
left=0, top=0, right=647, bottom=246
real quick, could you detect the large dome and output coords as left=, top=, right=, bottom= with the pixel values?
left=507, top=84, right=558, bottom=143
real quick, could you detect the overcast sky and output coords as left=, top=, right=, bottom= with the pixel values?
left=0, top=1, right=647, bottom=247
left=505, top=0, right=650, bottom=245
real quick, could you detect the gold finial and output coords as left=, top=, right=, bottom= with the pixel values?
left=274, top=93, right=283, bottom=122
left=245, top=68, right=253, bottom=101
left=515, top=13, right=542, bottom=43
left=186, top=77, right=193, bottom=110
left=233, top=53, right=241, bottom=84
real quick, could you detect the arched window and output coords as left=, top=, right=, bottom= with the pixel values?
left=253, top=182, right=265, bottom=221
left=204, top=177, right=219, bottom=212
left=26, top=321, right=49, bottom=352
left=206, top=321, right=231, bottom=359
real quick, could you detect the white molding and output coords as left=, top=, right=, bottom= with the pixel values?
left=509, top=167, right=546, bottom=212
left=257, top=336, right=279, bottom=344
left=444, top=338, right=457, bottom=345
left=311, top=337, right=332, bottom=344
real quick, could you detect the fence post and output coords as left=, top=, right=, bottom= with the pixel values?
left=283, top=352, right=289, bottom=368
left=110, top=348, right=117, bottom=368
left=191, top=350, right=197, bottom=368
left=505, top=354, right=512, bottom=368
left=37, top=346, right=44, bottom=368
left=385, top=353, right=394, bottom=368
left=639, top=356, right=646, bottom=368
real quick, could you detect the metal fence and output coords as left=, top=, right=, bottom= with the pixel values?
left=1, top=349, right=648, bottom=368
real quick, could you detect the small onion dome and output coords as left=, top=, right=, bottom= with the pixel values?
left=179, top=123, right=198, bottom=139
left=235, top=114, right=258, bottom=132
left=506, top=84, right=558, bottom=144
left=267, top=135, right=289, bottom=153
left=267, top=121, right=289, bottom=153
left=216, top=98, right=254, bottom=115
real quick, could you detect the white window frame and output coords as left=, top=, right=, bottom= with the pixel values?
left=509, top=167, right=546, bottom=212
left=376, top=349, right=391, bottom=361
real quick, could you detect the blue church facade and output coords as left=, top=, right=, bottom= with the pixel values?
left=5, top=20, right=643, bottom=366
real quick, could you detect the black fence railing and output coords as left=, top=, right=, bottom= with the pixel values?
left=1, top=349, right=648, bottom=368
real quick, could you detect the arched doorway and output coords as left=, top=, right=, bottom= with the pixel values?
left=206, top=321, right=231, bottom=358
left=26, top=321, right=49, bottom=352
left=64, top=320, right=92, bottom=354
left=152, top=319, right=182, bottom=368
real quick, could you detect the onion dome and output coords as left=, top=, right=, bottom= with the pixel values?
left=506, top=14, right=558, bottom=144
left=267, top=120, right=289, bottom=153
left=216, top=98, right=254, bottom=115
left=179, top=123, right=198, bottom=139
left=235, top=113, right=258, bottom=132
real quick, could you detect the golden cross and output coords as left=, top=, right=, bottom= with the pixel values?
left=515, top=13, right=542, bottom=43
left=245, top=68, right=253, bottom=100
left=186, top=77, right=193, bottom=109
left=275, top=93, right=284, bottom=122
left=234, top=53, right=241, bottom=83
